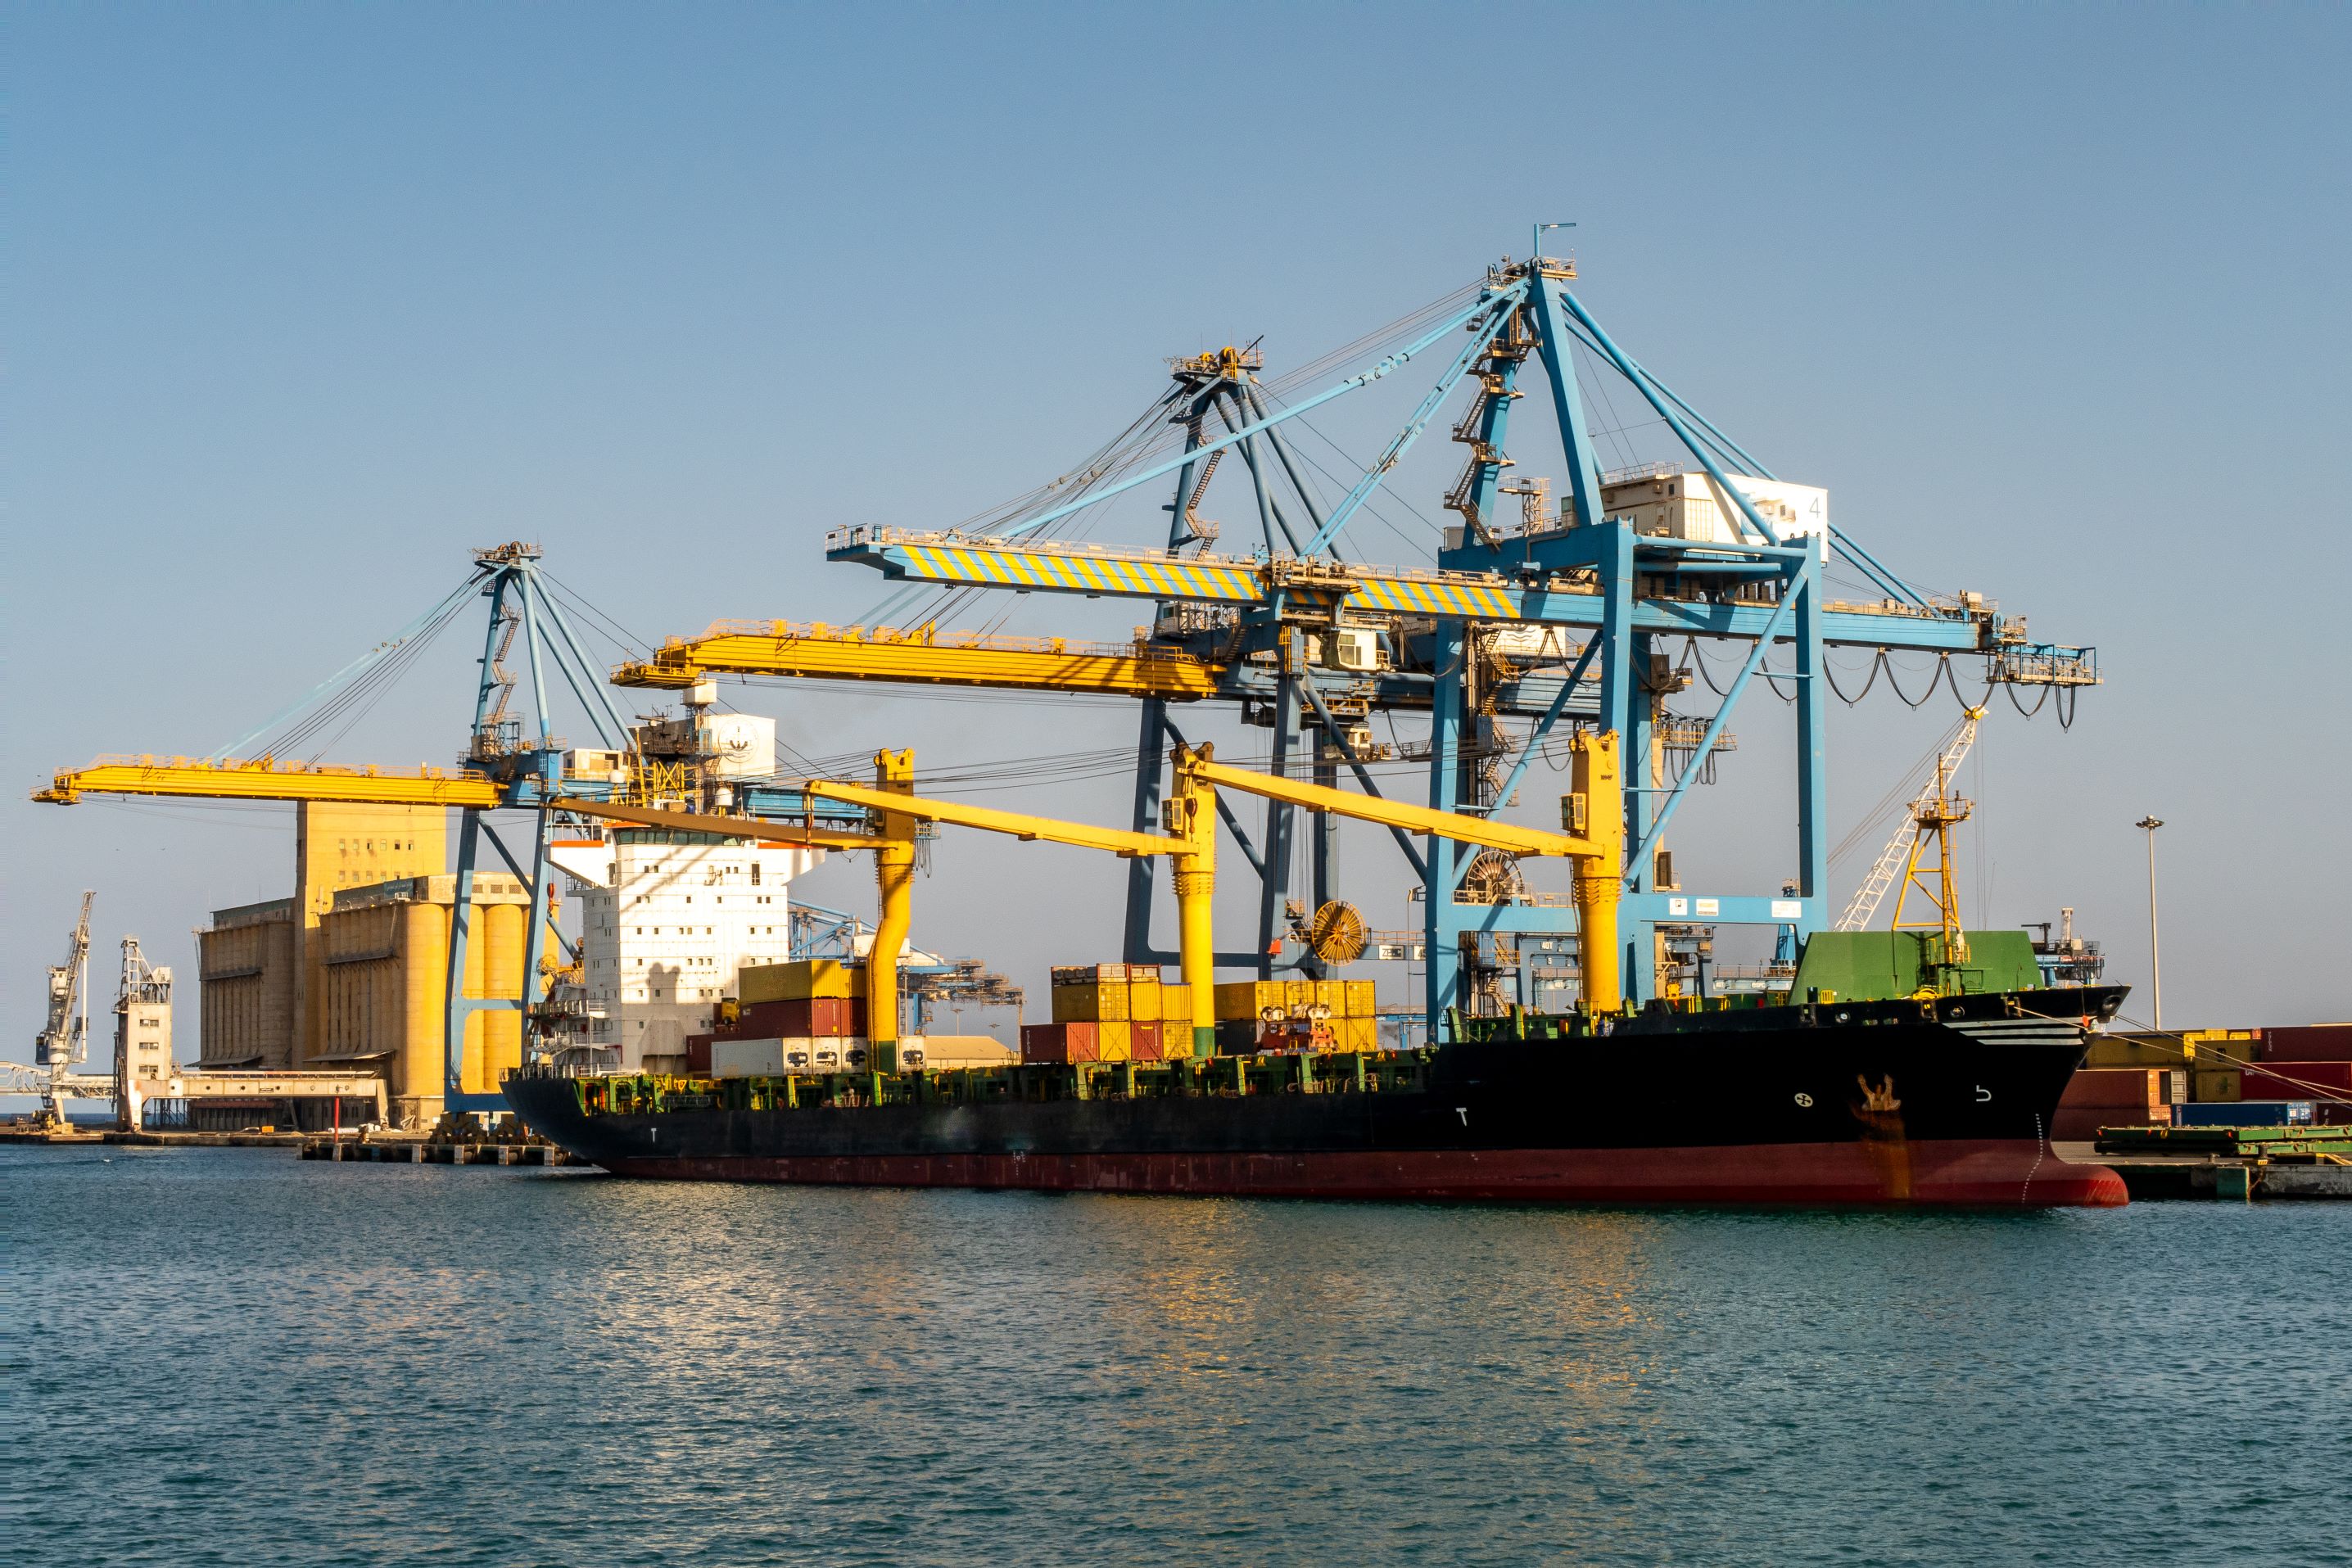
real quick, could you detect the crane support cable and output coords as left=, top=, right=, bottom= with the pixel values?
left=207, top=576, right=479, bottom=761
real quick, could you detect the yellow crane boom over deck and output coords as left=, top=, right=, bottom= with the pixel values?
left=546, top=796, right=878, bottom=849
left=635, top=731, right=1625, bottom=1064
left=1182, top=732, right=1624, bottom=1011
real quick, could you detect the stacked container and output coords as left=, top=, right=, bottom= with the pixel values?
left=2051, top=1067, right=2181, bottom=1143
left=1025, top=965, right=1202, bottom=1064
left=709, top=959, right=871, bottom=1078
left=2239, top=1029, right=2352, bottom=1105
left=1210, top=978, right=1382, bottom=1054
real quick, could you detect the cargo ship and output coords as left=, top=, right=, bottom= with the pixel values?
left=501, top=978, right=2133, bottom=1208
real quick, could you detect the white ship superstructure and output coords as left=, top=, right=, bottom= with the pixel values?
left=550, top=705, right=826, bottom=1073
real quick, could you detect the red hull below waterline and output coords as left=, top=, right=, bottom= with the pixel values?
left=599, top=1138, right=2128, bottom=1209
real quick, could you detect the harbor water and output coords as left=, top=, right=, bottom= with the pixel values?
left=11, top=1145, right=2347, bottom=1566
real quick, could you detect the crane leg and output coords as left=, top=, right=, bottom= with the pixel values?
left=1572, top=731, right=1626, bottom=1014
left=868, top=749, right=916, bottom=1070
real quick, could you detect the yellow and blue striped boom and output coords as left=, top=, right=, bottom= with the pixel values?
left=824, top=526, right=2005, bottom=653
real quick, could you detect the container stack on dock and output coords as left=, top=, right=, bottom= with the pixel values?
left=2051, top=1066, right=2182, bottom=1143
left=2241, top=1025, right=2352, bottom=1110
left=2057, top=1023, right=2350, bottom=1141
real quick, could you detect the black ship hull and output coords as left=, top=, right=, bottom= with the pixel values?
left=503, top=988, right=2130, bottom=1208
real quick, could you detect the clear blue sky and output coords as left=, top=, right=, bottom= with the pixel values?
left=9, top=2, right=2349, bottom=1053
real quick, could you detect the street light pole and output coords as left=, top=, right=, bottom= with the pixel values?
left=2134, top=816, right=2164, bottom=1029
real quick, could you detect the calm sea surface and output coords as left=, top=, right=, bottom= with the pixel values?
left=8, top=1145, right=2346, bottom=1566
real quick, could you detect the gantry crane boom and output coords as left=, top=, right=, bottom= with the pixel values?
left=36, top=756, right=506, bottom=808
left=607, top=615, right=1604, bottom=725
left=616, top=621, right=1226, bottom=700
left=825, top=526, right=2089, bottom=661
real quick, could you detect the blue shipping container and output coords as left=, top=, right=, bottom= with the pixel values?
left=2173, top=1101, right=2315, bottom=1127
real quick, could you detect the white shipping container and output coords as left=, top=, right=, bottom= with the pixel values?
left=711, top=1037, right=821, bottom=1078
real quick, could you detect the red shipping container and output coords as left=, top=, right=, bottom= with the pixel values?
left=2241, top=1061, right=2352, bottom=1097
left=1020, top=1022, right=1099, bottom=1064
left=2051, top=1106, right=2168, bottom=1142
left=2049, top=1109, right=2111, bottom=1143
left=2260, top=1025, right=2352, bottom=1063
left=2059, top=1068, right=2170, bottom=1109
left=685, top=1034, right=713, bottom=1074
left=1130, top=1020, right=1163, bottom=1063
left=734, top=996, right=864, bottom=1039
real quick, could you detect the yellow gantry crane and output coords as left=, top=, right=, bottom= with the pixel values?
left=590, top=730, right=1626, bottom=1064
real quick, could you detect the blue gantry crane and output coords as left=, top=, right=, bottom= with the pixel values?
left=38, top=543, right=873, bottom=1113
left=815, top=247, right=2096, bottom=1023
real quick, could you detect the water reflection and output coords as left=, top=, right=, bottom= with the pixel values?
left=12, top=1148, right=2347, bottom=1567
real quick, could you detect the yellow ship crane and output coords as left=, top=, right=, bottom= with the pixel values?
left=1181, top=730, right=1625, bottom=1012
left=798, top=753, right=1215, bottom=1061
left=618, top=730, right=1626, bottom=1063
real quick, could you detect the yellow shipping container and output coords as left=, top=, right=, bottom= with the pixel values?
left=1285, top=978, right=1317, bottom=1009
left=1214, top=981, right=1287, bottom=1021
left=1343, top=980, right=1377, bottom=1019
left=2191, top=1067, right=2243, bottom=1103
left=1159, top=983, right=1192, bottom=1023
left=1310, top=979, right=1343, bottom=1013
left=1336, top=1016, right=1379, bottom=1053
left=1129, top=975, right=1161, bottom=1015
left=2185, top=1031, right=2258, bottom=1064
left=1097, top=1020, right=1132, bottom=1062
left=2083, top=1034, right=2192, bottom=1069
left=740, top=959, right=864, bottom=1004
left=1052, top=982, right=1129, bottom=1023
